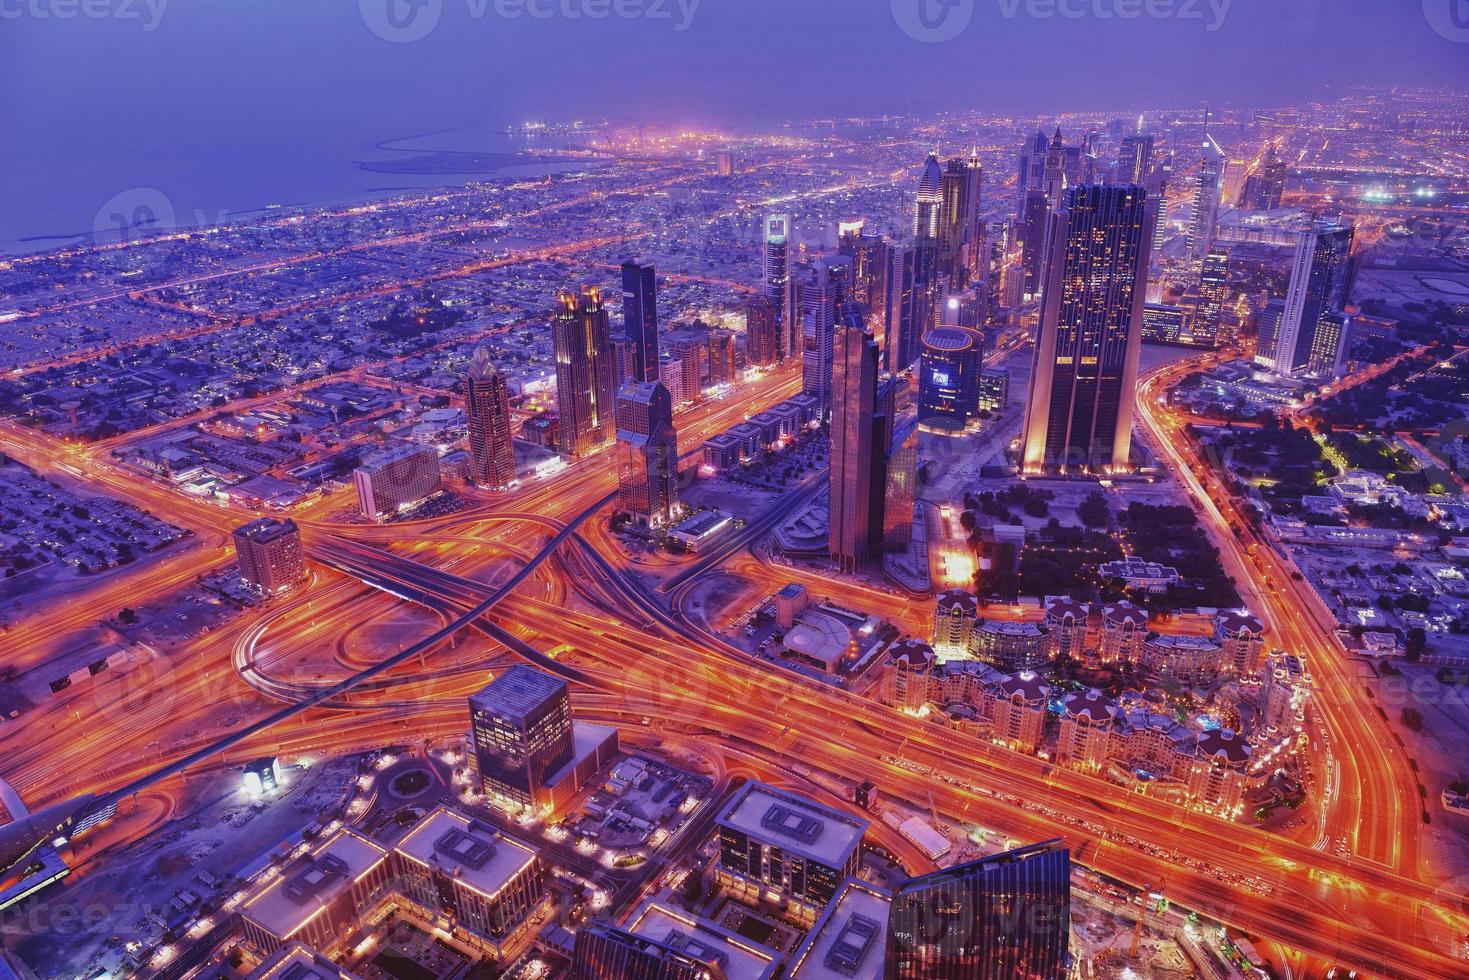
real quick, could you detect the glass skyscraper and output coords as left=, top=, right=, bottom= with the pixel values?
left=621, top=260, right=660, bottom=385
left=1020, top=185, right=1151, bottom=474
left=886, top=840, right=1071, bottom=980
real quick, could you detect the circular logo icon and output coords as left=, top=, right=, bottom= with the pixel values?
left=891, top=0, right=975, bottom=43
left=91, top=188, right=176, bottom=246
left=1423, top=0, right=1469, bottom=42
left=360, top=0, right=443, bottom=43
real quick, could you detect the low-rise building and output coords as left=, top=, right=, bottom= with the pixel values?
left=932, top=589, right=978, bottom=657
left=972, top=620, right=1050, bottom=672
left=1098, top=557, right=1180, bottom=594
left=1099, top=602, right=1149, bottom=664
left=1142, top=634, right=1225, bottom=687
left=883, top=639, right=935, bottom=714
left=1043, top=597, right=1091, bottom=664
left=714, top=782, right=868, bottom=923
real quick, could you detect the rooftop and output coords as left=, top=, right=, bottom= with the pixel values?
left=394, top=806, right=538, bottom=902
left=788, top=878, right=891, bottom=980
left=240, top=829, right=387, bottom=943
left=627, top=902, right=782, bottom=980
left=468, top=665, right=568, bottom=723
left=718, top=782, right=867, bottom=869
left=248, top=942, right=361, bottom=980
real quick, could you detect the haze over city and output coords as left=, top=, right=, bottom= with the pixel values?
left=0, top=3, right=1466, bottom=980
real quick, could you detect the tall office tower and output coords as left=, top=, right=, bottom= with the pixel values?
left=801, top=257, right=852, bottom=414
left=1187, top=117, right=1226, bottom=265
left=1021, top=185, right=1152, bottom=474
left=913, top=153, right=945, bottom=284
left=1190, top=248, right=1230, bottom=348
left=1242, top=144, right=1287, bottom=210
left=883, top=418, right=919, bottom=552
left=621, top=260, right=659, bottom=385
left=1016, top=129, right=1051, bottom=215
left=1273, top=220, right=1355, bottom=379
left=867, top=375, right=897, bottom=552
left=885, top=243, right=922, bottom=374
left=1308, top=310, right=1349, bottom=380
left=232, top=517, right=306, bottom=595
left=354, top=442, right=442, bottom=521
left=763, top=215, right=794, bottom=360
left=552, top=286, right=617, bottom=457
left=611, top=335, right=637, bottom=391
left=839, top=223, right=890, bottom=328
left=918, top=326, right=985, bottom=431
left=886, top=840, right=1072, bottom=980
left=464, top=347, right=516, bottom=489
left=469, top=665, right=574, bottom=810
left=1116, top=133, right=1154, bottom=184
left=572, top=924, right=728, bottom=980
left=1041, top=129, right=1068, bottom=201
left=939, top=154, right=984, bottom=287
left=1253, top=297, right=1288, bottom=370
left=1019, top=189, right=1052, bottom=301
left=707, top=328, right=737, bottom=386
left=745, top=293, right=781, bottom=369
left=615, top=381, right=680, bottom=528
left=829, top=303, right=881, bottom=573
left=1144, top=154, right=1173, bottom=255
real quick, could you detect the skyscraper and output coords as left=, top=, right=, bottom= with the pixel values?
left=615, top=381, right=680, bottom=528
left=839, top=223, right=890, bottom=330
left=1271, top=220, right=1355, bottom=379
left=354, top=442, right=442, bottom=521
left=801, top=257, right=852, bottom=415
left=1021, top=185, right=1152, bottom=474
left=918, top=326, right=985, bottom=431
left=1019, top=189, right=1052, bottom=302
left=829, top=303, right=881, bottom=573
left=232, top=517, right=306, bottom=595
left=707, top=328, right=737, bottom=387
left=763, top=215, right=794, bottom=360
left=1015, top=129, right=1051, bottom=215
left=885, top=243, right=924, bottom=374
left=1190, top=248, right=1230, bottom=348
left=939, top=153, right=984, bottom=288
left=1253, top=297, right=1288, bottom=370
left=469, top=665, right=574, bottom=810
left=745, top=293, right=781, bottom=369
left=1241, top=144, right=1287, bottom=210
left=913, top=154, right=945, bottom=285
left=1307, top=309, right=1349, bottom=380
left=552, top=286, right=617, bottom=457
left=1115, top=133, right=1154, bottom=185
left=465, top=346, right=516, bottom=489
left=1187, top=117, right=1226, bottom=265
left=886, top=839, right=1071, bottom=980
left=621, top=260, right=660, bottom=385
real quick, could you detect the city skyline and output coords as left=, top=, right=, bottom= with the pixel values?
left=0, top=8, right=1466, bottom=979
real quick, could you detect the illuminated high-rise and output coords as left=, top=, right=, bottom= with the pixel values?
left=829, top=303, right=881, bottom=573
left=1190, top=248, right=1229, bottom=348
left=839, top=223, right=890, bottom=329
left=232, top=518, right=306, bottom=595
left=1273, top=220, right=1354, bottom=379
left=1242, top=144, right=1287, bottom=210
left=552, top=286, right=617, bottom=457
left=1187, top=116, right=1226, bottom=265
left=1015, top=129, right=1051, bottom=215
left=939, top=153, right=984, bottom=287
left=1021, top=185, right=1151, bottom=474
left=763, top=215, right=794, bottom=360
left=801, top=257, right=852, bottom=415
left=913, top=154, right=945, bottom=284
left=745, top=293, right=781, bottom=369
left=886, top=840, right=1071, bottom=980
left=918, top=326, right=985, bottom=431
left=1115, top=133, right=1154, bottom=185
left=469, top=665, right=574, bottom=810
left=885, top=243, right=924, bottom=374
left=465, top=347, right=516, bottom=489
left=615, top=381, right=680, bottom=528
left=621, top=260, right=659, bottom=385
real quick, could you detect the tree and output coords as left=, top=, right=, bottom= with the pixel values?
left=1405, top=627, right=1428, bottom=661
left=1078, top=491, right=1111, bottom=529
left=119, top=607, right=139, bottom=625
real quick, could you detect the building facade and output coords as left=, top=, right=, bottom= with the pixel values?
left=465, top=347, right=516, bottom=489
left=553, top=286, right=618, bottom=457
